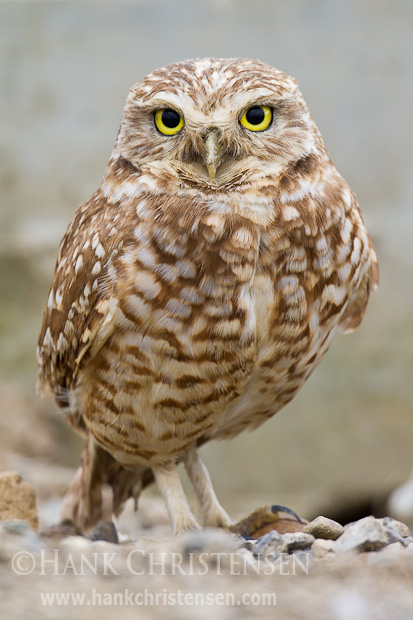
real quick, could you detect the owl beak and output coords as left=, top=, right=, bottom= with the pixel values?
left=203, top=130, right=223, bottom=180
left=207, top=162, right=217, bottom=180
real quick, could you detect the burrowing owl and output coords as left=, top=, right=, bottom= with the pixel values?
left=38, top=58, right=379, bottom=533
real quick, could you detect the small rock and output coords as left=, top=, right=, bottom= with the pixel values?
left=253, top=530, right=314, bottom=556
left=335, top=516, right=389, bottom=553
left=237, top=536, right=256, bottom=552
left=89, top=520, right=119, bottom=544
left=253, top=530, right=283, bottom=556
left=1, top=519, right=32, bottom=536
left=381, top=523, right=409, bottom=547
left=312, top=538, right=335, bottom=558
left=0, top=471, right=38, bottom=530
left=280, top=532, right=315, bottom=553
left=304, top=516, right=344, bottom=540
left=378, top=517, right=411, bottom=539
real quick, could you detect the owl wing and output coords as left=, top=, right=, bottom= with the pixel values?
left=338, top=236, right=379, bottom=334
left=37, top=191, right=118, bottom=409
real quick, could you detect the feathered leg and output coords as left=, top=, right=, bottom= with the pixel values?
left=184, top=446, right=233, bottom=527
left=153, top=462, right=200, bottom=533
left=61, top=434, right=147, bottom=530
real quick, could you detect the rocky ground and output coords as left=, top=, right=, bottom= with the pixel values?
left=0, top=470, right=412, bottom=620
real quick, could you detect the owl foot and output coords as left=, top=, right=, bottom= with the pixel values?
left=153, top=463, right=201, bottom=534
left=202, top=504, right=234, bottom=529
left=183, top=446, right=233, bottom=528
left=152, top=448, right=235, bottom=534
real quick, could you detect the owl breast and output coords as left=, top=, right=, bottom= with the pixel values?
left=77, top=199, right=260, bottom=466
left=77, top=189, right=364, bottom=467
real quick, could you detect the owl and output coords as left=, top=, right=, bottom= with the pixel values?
left=38, top=58, right=379, bottom=534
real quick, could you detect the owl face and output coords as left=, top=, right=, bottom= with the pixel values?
left=115, top=58, right=316, bottom=191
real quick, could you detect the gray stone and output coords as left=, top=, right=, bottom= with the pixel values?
left=253, top=530, right=283, bottom=557
left=253, top=530, right=314, bottom=557
left=1, top=519, right=32, bottom=536
left=335, top=516, right=389, bottom=553
left=304, top=516, right=344, bottom=540
left=89, top=520, right=119, bottom=544
left=378, top=517, right=411, bottom=539
left=279, top=532, right=315, bottom=553
left=382, top=523, right=408, bottom=547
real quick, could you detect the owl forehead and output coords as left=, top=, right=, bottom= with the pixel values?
left=130, top=58, right=298, bottom=117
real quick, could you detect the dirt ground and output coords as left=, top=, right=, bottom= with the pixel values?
left=0, top=496, right=413, bottom=620
left=0, top=458, right=412, bottom=620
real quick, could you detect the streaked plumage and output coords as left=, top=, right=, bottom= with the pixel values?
left=38, top=58, right=378, bottom=533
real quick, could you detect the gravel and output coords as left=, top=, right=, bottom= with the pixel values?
left=1, top=490, right=413, bottom=619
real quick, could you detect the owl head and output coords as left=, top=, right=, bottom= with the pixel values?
left=114, top=58, right=318, bottom=191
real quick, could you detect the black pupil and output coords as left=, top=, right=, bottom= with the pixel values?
left=246, top=106, right=265, bottom=125
left=162, top=109, right=180, bottom=128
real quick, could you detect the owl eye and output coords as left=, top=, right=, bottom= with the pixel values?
left=240, top=105, right=272, bottom=132
left=154, top=109, right=184, bottom=135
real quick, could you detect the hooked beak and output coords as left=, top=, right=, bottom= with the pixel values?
left=203, top=130, right=223, bottom=180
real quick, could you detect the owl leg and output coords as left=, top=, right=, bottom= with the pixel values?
left=61, top=434, right=147, bottom=531
left=61, top=434, right=108, bottom=530
left=152, top=463, right=200, bottom=534
left=183, top=446, right=233, bottom=528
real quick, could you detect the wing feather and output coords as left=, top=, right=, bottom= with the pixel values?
left=37, top=191, right=118, bottom=403
left=338, top=238, right=379, bottom=334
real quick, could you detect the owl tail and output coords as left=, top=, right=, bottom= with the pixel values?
left=61, top=434, right=154, bottom=531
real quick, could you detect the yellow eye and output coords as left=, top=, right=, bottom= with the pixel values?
left=154, top=109, right=184, bottom=135
left=240, top=105, right=272, bottom=132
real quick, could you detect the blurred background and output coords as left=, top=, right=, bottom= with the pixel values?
left=0, top=0, right=412, bottom=527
